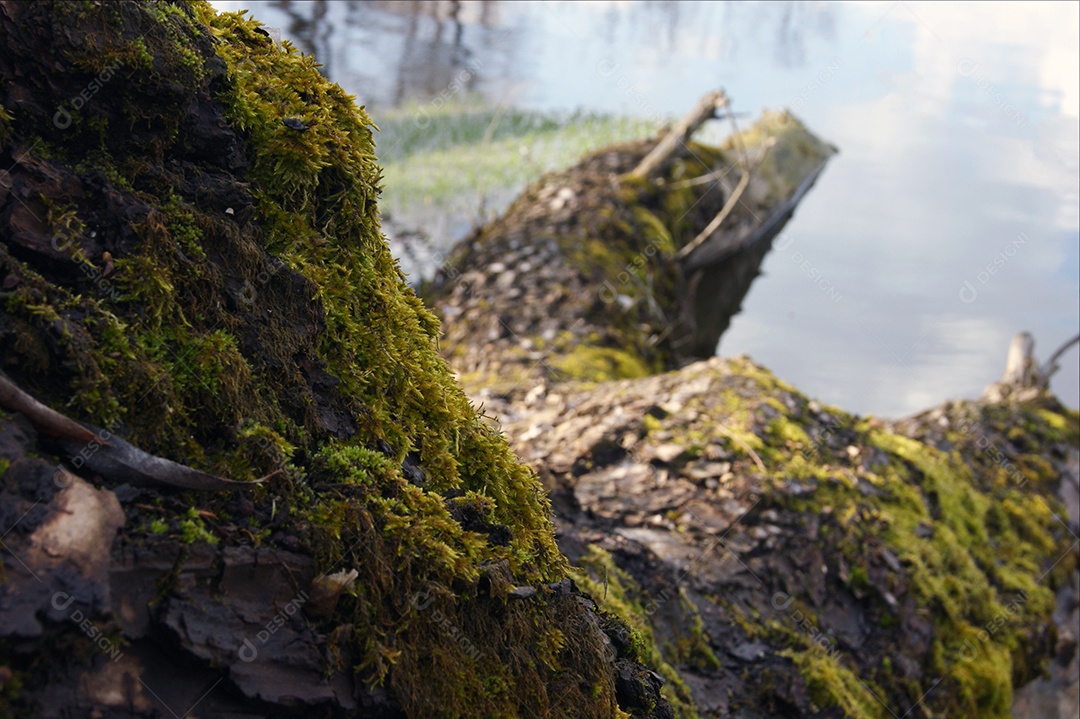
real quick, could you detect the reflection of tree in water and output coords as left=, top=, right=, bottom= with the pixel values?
left=599, top=0, right=834, bottom=68
left=760, top=1, right=836, bottom=68
left=266, top=0, right=329, bottom=64
left=262, top=0, right=513, bottom=110
left=252, top=0, right=834, bottom=109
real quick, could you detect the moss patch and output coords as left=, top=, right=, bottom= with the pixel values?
left=519, top=356, right=1077, bottom=719
left=0, top=2, right=668, bottom=716
left=553, top=345, right=654, bottom=383
left=573, top=546, right=701, bottom=719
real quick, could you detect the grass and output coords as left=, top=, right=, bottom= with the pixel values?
left=374, top=99, right=662, bottom=252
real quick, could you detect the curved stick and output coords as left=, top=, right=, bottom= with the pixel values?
left=49, top=432, right=265, bottom=491
left=1, top=371, right=262, bottom=490
left=0, top=371, right=103, bottom=445
left=1039, top=333, right=1080, bottom=387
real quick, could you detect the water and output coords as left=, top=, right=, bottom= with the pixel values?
left=211, top=0, right=1079, bottom=418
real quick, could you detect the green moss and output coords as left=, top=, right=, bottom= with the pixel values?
left=847, top=565, right=869, bottom=591
left=1034, top=406, right=1072, bottom=439
left=0, top=102, right=12, bottom=145
left=573, top=546, right=701, bottom=719
left=0, top=1, right=662, bottom=714
left=159, top=191, right=208, bottom=261
left=785, top=645, right=883, bottom=719
left=666, top=589, right=722, bottom=672
left=631, top=207, right=676, bottom=255
left=552, top=344, right=653, bottom=383
left=619, top=359, right=1072, bottom=718
left=191, top=6, right=617, bottom=705
left=642, top=414, right=664, bottom=435
left=125, top=37, right=154, bottom=69
left=178, top=508, right=218, bottom=545
left=767, top=415, right=812, bottom=450
left=768, top=410, right=1068, bottom=718
left=3, top=4, right=1068, bottom=717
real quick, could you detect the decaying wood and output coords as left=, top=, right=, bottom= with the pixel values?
left=0, top=371, right=262, bottom=490
left=983, top=331, right=1079, bottom=402
left=627, top=89, right=729, bottom=180
left=679, top=153, right=833, bottom=273
left=678, top=106, right=760, bottom=260
left=429, top=101, right=836, bottom=389
left=1001, top=332, right=1038, bottom=387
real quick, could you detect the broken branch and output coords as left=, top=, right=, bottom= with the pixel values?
left=678, top=100, right=766, bottom=261
left=677, top=163, right=752, bottom=260
left=1039, top=333, right=1079, bottom=387
left=627, top=89, right=729, bottom=180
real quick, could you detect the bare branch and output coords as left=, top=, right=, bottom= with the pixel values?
left=0, top=371, right=262, bottom=491
left=627, top=89, right=729, bottom=180
left=1039, top=333, right=1080, bottom=387
left=0, top=371, right=103, bottom=445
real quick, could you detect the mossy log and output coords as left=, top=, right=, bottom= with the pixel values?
left=497, top=356, right=1077, bottom=718
left=421, top=74, right=1078, bottom=719
left=0, top=2, right=673, bottom=717
left=422, top=102, right=835, bottom=404
left=1, top=3, right=1074, bottom=719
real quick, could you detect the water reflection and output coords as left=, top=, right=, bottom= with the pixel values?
left=209, top=0, right=1078, bottom=417
left=254, top=0, right=511, bottom=110
left=238, top=1, right=834, bottom=111
left=263, top=0, right=331, bottom=67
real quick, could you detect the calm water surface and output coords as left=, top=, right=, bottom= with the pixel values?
left=213, top=0, right=1079, bottom=418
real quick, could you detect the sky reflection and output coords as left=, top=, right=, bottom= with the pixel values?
left=211, top=0, right=1078, bottom=416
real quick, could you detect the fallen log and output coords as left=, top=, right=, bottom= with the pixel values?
left=505, top=354, right=1077, bottom=719
left=426, top=92, right=1076, bottom=718
left=424, top=92, right=836, bottom=404
left=4, top=3, right=1071, bottom=717
left=0, top=3, right=672, bottom=717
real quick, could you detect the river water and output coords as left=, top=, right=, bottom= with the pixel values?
left=211, top=0, right=1079, bottom=418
